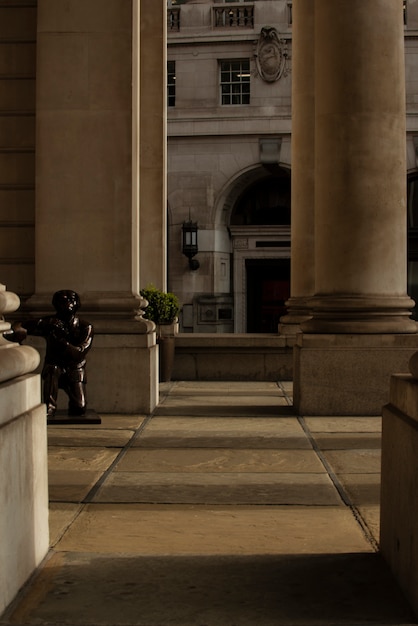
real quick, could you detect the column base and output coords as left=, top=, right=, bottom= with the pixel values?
left=279, top=296, right=313, bottom=335
left=301, top=295, right=417, bottom=334
left=293, top=333, right=418, bottom=415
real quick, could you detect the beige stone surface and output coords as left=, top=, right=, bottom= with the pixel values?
left=156, top=393, right=290, bottom=416
left=170, top=381, right=283, bottom=394
left=93, top=471, right=340, bottom=506
left=49, top=503, right=81, bottom=546
left=134, top=417, right=311, bottom=449
left=48, top=469, right=105, bottom=502
left=3, top=380, right=416, bottom=626
left=8, top=549, right=415, bottom=626
left=337, top=473, right=381, bottom=506
left=55, top=504, right=369, bottom=555
left=304, top=416, right=381, bottom=433
left=48, top=447, right=119, bottom=471
left=47, top=428, right=136, bottom=447
left=321, top=449, right=381, bottom=474
left=312, top=433, right=381, bottom=450
left=115, top=448, right=325, bottom=473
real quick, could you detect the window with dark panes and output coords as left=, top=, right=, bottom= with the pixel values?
left=167, top=60, right=176, bottom=107
left=220, top=59, right=250, bottom=105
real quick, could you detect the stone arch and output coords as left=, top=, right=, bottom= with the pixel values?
left=214, top=164, right=292, bottom=332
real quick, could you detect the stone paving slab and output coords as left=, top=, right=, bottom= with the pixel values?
left=312, top=432, right=382, bottom=450
left=54, top=504, right=372, bottom=555
left=114, top=448, right=325, bottom=473
left=337, top=472, right=381, bottom=506
left=48, top=469, right=104, bottom=502
left=4, top=550, right=415, bottom=626
left=167, top=381, right=283, bottom=394
left=133, top=417, right=311, bottom=449
left=355, top=504, right=381, bottom=545
left=48, top=447, right=120, bottom=502
left=321, top=449, right=381, bottom=474
left=49, top=503, right=82, bottom=546
left=304, top=416, right=381, bottom=432
left=92, top=471, right=341, bottom=505
left=154, top=399, right=291, bottom=417
left=48, top=447, right=119, bottom=471
left=47, top=428, right=137, bottom=447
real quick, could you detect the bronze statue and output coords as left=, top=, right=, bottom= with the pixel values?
left=4, top=290, right=93, bottom=418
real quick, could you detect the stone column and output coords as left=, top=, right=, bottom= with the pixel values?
left=139, top=0, right=167, bottom=291
left=293, top=0, right=417, bottom=415
left=279, top=0, right=315, bottom=334
left=303, top=0, right=415, bottom=334
left=29, top=0, right=158, bottom=413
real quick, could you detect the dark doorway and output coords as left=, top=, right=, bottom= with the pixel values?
left=246, top=258, right=290, bottom=332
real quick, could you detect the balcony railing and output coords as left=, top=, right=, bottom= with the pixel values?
left=167, top=7, right=180, bottom=31
left=213, top=4, right=254, bottom=29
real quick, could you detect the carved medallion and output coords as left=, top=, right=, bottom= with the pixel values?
left=255, top=26, right=288, bottom=83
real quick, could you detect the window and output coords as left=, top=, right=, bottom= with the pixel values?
left=220, top=60, right=250, bottom=105
left=167, top=60, right=176, bottom=107
left=287, top=1, right=292, bottom=26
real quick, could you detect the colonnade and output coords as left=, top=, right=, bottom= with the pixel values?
left=9, top=0, right=418, bottom=414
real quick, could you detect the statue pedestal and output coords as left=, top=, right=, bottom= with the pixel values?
left=47, top=409, right=101, bottom=425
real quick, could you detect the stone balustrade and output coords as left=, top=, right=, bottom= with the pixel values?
left=213, top=5, right=254, bottom=28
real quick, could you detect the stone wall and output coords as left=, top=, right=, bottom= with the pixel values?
left=0, top=285, right=48, bottom=616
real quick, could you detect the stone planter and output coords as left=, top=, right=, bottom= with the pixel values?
left=158, top=321, right=178, bottom=382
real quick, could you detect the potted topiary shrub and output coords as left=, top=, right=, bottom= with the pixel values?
left=140, top=285, right=180, bottom=382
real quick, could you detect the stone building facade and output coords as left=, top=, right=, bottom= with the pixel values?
left=167, top=0, right=418, bottom=333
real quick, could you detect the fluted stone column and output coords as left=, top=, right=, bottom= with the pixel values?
left=279, top=0, right=315, bottom=334
left=303, top=0, right=415, bottom=334
left=293, top=0, right=418, bottom=416
left=139, top=0, right=167, bottom=290
left=28, top=0, right=158, bottom=413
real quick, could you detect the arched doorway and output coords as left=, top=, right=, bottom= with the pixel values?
left=229, top=167, right=291, bottom=332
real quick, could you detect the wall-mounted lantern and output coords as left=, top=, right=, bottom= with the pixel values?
left=182, top=220, right=200, bottom=270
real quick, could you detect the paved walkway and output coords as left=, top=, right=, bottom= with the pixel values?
left=1, top=381, right=417, bottom=626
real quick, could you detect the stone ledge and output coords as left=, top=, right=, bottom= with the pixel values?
left=176, top=333, right=295, bottom=349
left=173, top=334, right=294, bottom=381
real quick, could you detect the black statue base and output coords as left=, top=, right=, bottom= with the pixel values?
left=47, top=409, right=102, bottom=425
